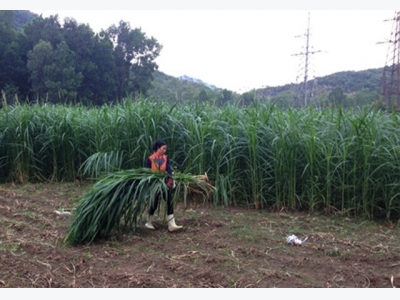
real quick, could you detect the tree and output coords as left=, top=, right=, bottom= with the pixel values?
left=198, top=89, right=208, bottom=103
left=349, top=89, right=376, bottom=108
left=1, top=39, right=30, bottom=101
left=104, top=20, right=162, bottom=100
left=328, top=86, right=347, bottom=107
left=241, top=91, right=256, bottom=106
left=13, top=10, right=37, bottom=29
left=270, top=90, right=296, bottom=109
left=27, top=40, right=83, bottom=103
left=89, top=33, right=118, bottom=104
left=0, top=10, right=14, bottom=30
left=44, top=41, right=83, bottom=103
left=24, top=14, right=64, bottom=49
left=27, top=40, right=54, bottom=100
left=62, top=18, right=98, bottom=101
left=0, top=11, right=31, bottom=100
left=216, top=89, right=233, bottom=106
left=128, top=33, right=161, bottom=97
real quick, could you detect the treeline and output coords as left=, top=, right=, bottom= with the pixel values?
left=0, top=10, right=161, bottom=105
left=258, top=85, right=378, bottom=110
left=0, top=10, right=391, bottom=109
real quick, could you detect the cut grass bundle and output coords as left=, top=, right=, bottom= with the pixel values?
left=173, top=172, right=216, bottom=207
left=64, top=168, right=216, bottom=245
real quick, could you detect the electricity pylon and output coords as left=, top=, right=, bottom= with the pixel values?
left=377, top=11, right=400, bottom=110
left=292, top=11, right=322, bottom=108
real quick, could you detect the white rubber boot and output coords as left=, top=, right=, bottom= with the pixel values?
left=145, top=215, right=155, bottom=230
left=166, top=214, right=182, bottom=232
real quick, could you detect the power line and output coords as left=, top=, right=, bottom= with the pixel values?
left=291, top=11, right=322, bottom=107
left=377, top=11, right=400, bottom=110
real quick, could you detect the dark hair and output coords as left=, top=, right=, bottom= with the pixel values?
left=151, top=140, right=166, bottom=152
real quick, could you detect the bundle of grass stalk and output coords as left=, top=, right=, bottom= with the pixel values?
left=173, top=172, right=214, bottom=206
left=64, top=168, right=215, bottom=245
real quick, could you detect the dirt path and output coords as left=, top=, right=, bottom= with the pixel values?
left=0, top=182, right=399, bottom=288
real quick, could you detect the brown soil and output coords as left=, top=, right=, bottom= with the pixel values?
left=0, top=182, right=399, bottom=288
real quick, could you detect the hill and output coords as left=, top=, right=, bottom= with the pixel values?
left=147, top=70, right=240, bottom=104
left=178, top=75, right=218, bottom=90
left=148, top=67, right=385, bottom=108
left=13, top=10, right=37, bottom=29
left=256, top=67, right=383, bottom=99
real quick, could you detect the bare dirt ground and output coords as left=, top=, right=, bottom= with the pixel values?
left=0, top=181, right=400, bottom=288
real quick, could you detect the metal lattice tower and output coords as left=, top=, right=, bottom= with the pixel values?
left=291, top=12, right=321, bottom=107
left=377, top=11, right=400, bottom=110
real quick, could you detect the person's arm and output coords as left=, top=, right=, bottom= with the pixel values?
left=166, top=156, right=173, bottom=177
left=166, top=157, right=174, bottom=187
left=145, top=157, right=151, bottom=169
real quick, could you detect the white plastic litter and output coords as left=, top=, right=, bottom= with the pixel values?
left=54, top=210, right=71, bottom=215
left=286, top=234, right=308, bottom=246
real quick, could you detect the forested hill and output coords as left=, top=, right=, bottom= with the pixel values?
left=13, top=10, right=384, bottom=99
left=148, top=68, right=383, bottom=108
left=13, top=10, right=37, bottom=29
left=147, top=70, right=241, bottom=104
left=257, top=67, right=383, bottom=98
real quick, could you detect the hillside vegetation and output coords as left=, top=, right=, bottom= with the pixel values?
left=0, top=10, right=390, bottom=109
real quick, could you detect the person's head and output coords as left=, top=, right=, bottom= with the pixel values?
left=151, top=140, right=167, bottom=155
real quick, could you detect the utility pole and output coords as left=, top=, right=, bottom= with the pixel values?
left=292, top=11, right=321, bottom=107
left=377, top=11, right=400, bottom=110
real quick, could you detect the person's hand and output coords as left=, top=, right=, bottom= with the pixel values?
left=167, top=178, right=174, bottom=188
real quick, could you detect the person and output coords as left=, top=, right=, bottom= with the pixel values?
left=145, top=140, right=182, bottom=232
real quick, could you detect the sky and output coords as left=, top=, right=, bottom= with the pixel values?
left=11, top=2, right=399, bottom=93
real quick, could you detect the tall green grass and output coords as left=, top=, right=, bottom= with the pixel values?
left=1, top=98, right=400, bottom=221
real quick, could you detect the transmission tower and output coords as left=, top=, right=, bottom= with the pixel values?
left=291, top=12, right=322, bottom=107
left=377, top=11, right=400, bottom=110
